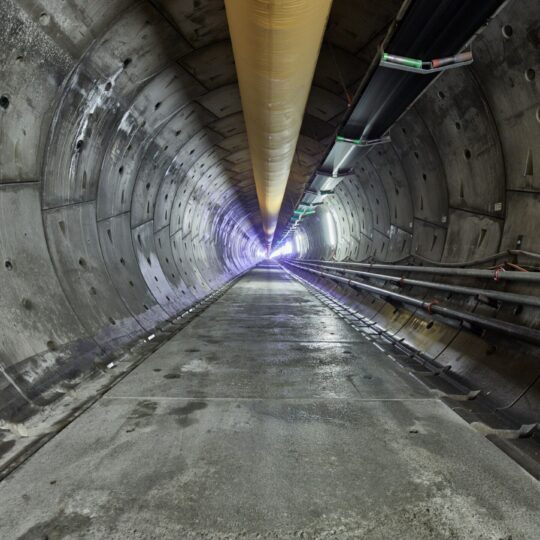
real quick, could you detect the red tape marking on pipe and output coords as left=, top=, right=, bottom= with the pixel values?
left=426, top=300, right=439, bottom=314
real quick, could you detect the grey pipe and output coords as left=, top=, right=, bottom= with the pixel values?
left=318, top=249, right=540, bottom=268
left=413, top=249, right=540, bottom=267
left=294, top=260, right=540, bottom=308
left=284, top=261, right=540, bottom=347
left=298, top=259, right=540, bottom=283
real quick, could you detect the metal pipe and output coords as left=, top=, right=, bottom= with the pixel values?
left=432, top=51, right=473, bottom=68
left=294, top=261, right=540, bottom=308
left=286, top=265, right=445, bottom=369
left=297, top=259, right=540, bottom=283
left=284, top=261, right=540, bottom=346
left=413, top=249, right=540, bottom=267
left=308, top=249, right=540, bottom=268
left=382, top=52, right=423, bottom=69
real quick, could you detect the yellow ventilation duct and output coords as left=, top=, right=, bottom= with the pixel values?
left=225, top=0, right=333, bottom=247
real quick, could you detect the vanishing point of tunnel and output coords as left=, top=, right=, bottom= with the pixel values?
left=0, top=0, right=539, bottom=538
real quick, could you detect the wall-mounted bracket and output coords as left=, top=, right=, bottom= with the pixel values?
left=315, top=168, right=355, bottom=178
left=297, top=202, right=317, bottom=211
left=299, top=198, right=324, bottom=208
left=336, top=135, right=391, bottom=147
left=380, top=50, right=473, bottom=74
left=293, top=209, right=316, bottom=217
left=306, top=188, right=334, bottom=196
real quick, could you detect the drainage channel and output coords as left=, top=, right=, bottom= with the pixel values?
left=281, top=263, right=540, bottom=480
left=0, top=270, right=248, bottom=483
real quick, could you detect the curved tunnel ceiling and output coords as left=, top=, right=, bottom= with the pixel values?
left=0, top=0, right=538, bottom=438
left=0, top=0, right=401, bottom=422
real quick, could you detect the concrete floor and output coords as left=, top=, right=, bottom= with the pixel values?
left=1, top=265, right=539, bottom=539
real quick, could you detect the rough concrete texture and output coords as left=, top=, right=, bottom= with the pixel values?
left=0, top=0, right=537, bottom=447
left=295, top=0, right=540, bottom=426
left=0, top=266, right=539, bottom=539
left=0, top=0, right=539, bottom=535
left=0, top=0, right=401, bottom=422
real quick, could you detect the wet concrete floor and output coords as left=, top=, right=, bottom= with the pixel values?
left=1, top=264, right=539, bottom=539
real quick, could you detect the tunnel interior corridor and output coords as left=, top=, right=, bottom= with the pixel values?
left=0, top=0, right=539, bottom=537
left=1, top=264, right=539, bottom=538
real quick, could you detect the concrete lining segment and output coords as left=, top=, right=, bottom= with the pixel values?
left=0, top=265, right=538, bottom=539
left=0, top=275, right=242, bottom=482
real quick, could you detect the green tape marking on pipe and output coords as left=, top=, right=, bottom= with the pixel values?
left=383, top=52, right=422, bottom=69
left=336, top=135, right=362, bottom=144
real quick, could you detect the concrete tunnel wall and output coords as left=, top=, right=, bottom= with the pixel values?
left=0, top=0, right=538, bottom=430
left=295, top=0, right=540, bottom=424
left=0, top=0, right=405, bottom=425
left=0, top=0, right=269, bottom=423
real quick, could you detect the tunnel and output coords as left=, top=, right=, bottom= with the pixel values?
left=0, top=0, right=539, bottom=537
